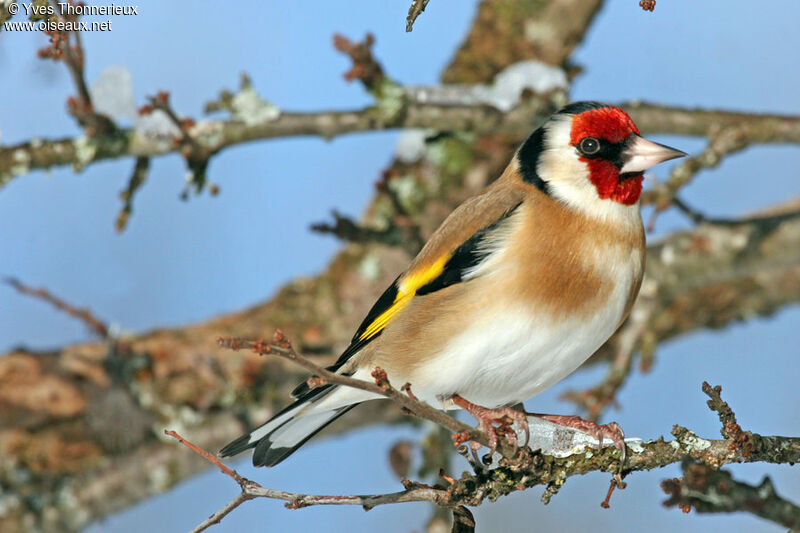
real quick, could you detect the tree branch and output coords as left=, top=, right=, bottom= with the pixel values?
left=2, top=96, right=798, bottom=192
left=167, top=429, right=447, bottom=533
left=2, top=197, right=798, bottom=532
left=4, top=277, right=109, bottom=338
left=441, top=0, right=605, bottom=81
left=166, top=374, right=800, bottom=531
left=311, top=209, right=423, bottom=255
left=641, top=125, right=751, bottom=212
left=406, top=0, right=431, bottom=32
left=0, top=92, right=560, bottom=188
left=4, top=1, right=799, bottom=530
left=662, top=462, right=800, bottom=530
left=36, top=0, right=116, bottom=137
left=116, top=156, right=150, bottom=232
left=216, top=333, right=494, bottom=452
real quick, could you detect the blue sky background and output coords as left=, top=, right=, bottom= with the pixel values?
left=1, top=1, right=799, bottom=532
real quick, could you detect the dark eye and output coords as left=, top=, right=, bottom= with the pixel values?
left=578, top=137, right=601, bottom=156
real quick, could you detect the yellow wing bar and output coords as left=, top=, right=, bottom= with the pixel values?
left=358, top=254, right=450, bottom=341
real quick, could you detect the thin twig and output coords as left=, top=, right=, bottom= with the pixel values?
left=216, top=333, right=493, bottom=451
left=4, top=277, right=108, bottom=338
left=311, top=209, right=423, bottom=255
left=406, top=0, right=431, bottom=32
left=164, top=430, right=244, bottom=483
left=670, top=196, right=754, bottom=227
left=701, top=381, right=756, bottom=457
left=166, top=382, right=800, bottom=531
left=141, top=91, right=212, bottom=196
left=43, top=0, right=116, bottom=137
left=189, top=492, right=253, bottom=533
left=164, top=429, right=447, bottom=533
left=641, top=126, right=750, bottom=212
left=332, top=33, right=385, bottom=92
left=116, top=156, right=150, bottom=232
left=310, top=210, right=405, bottom=246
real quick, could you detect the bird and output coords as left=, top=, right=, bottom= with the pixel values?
left=220, top=101, right=686, bottom=468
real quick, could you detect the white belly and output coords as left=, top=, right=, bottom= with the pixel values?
left=410, top=276, right=633, bottom=409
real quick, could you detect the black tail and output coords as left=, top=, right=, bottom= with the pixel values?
left=219, top=385, right=356, bottom=467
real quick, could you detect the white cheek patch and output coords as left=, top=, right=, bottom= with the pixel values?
left=537, top=118, right=639, bottom=224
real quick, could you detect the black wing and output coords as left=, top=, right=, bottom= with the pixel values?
left=291, top=203, right=521, bottom=398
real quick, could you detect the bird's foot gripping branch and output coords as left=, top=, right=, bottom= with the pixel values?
left=162, top=332, right=800, bottom=533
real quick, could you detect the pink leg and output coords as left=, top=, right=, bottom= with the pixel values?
left=451, top=395, right=530, bottom=454
left=527, top=413, right=627, bottom=466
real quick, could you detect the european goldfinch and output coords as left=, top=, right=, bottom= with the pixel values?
left=220, top=101, right=685, bottom=467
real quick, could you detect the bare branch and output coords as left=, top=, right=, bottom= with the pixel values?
left=668, top=196, right=740, bottom=226
left=0, top=93, right=553, bottom=188
left=116, top=156, right=150, bottom=232
left=140, top=91, right=212, bottom=197
left=451, top=505, right=475, bottom=533
left=311, top=209, right=422, bottom=255
left=166, top=429, right=446, bottom=533
left=332, top=33, right=386, bottom=92
left=406, top=0, right=431, bottom=32
left=216, top=334, right=494, bottom=452
left=4, top=277, right=109, bottom=338
left=441, top=0, right=604, bottom=81
left=38, top=0, right=116, bottom=137
left=189, top=492, right=253, bottom=533
left=625, top=101, right=800, bottom=142
left=166, top=382, right=800, bottom=531
left=3, top=97, right=798, bottom=192
left=642, top=126, right=750, bottom=211
left=662, top=462, right=800, bottom=530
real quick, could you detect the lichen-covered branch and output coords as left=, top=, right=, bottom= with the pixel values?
left=0, top=93, right=556, bottom=188
left=167, top=377, right=800, bottom=532
left=662, top=462, right=800, bottom=530
left=3, top=95, right=798, bottom=196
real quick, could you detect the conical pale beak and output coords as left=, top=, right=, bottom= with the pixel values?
left=620, top=135, right=687, bottom=174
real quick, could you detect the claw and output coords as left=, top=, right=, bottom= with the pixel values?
left=450, top=395, right=530, bottom=456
